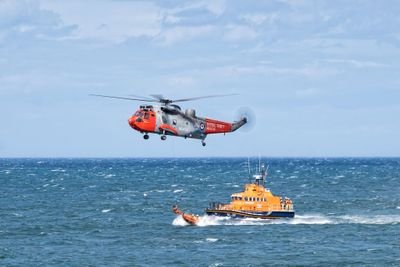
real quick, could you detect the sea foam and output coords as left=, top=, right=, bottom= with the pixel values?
left=172, top=214, right=400, bottom=227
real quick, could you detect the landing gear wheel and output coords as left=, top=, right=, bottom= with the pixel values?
left=161, top=135, right=167, bottom=141
left=143, top=134, right=149, bottom=140
left=202, top=141, right=206, bottom=147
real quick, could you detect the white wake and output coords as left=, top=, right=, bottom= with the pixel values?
left=172, top=214, right=400, bottom=227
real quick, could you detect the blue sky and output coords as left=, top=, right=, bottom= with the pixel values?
left=1, top=0, right=399, bottom=157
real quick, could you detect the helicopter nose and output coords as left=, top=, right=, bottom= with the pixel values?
left=128, top=116, right=136, bottom=128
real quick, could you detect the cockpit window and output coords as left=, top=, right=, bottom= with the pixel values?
left=135, top=111, right=145, bottom=118
left=162, top=115, right=167, bottom=123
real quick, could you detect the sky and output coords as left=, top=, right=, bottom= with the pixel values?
left=0, top=0, right=399, bottom=157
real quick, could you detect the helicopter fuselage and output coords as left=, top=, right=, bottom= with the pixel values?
left=128, top=105, right=246, bottom=145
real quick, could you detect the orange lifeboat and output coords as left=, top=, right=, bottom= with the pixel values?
left=205, top=163, right=295, bottom=219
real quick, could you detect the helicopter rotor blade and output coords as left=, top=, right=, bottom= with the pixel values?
left=91, top=93, right=239, bottom=105
left=128, top=94, right=156, bottom=100
left=149, top=94, right=165, bottom=101
left=172, top=94, right=239, bottom=103
left=149, top=94, right=173, bottom=104
left=89, top=94, right=159, bottom=102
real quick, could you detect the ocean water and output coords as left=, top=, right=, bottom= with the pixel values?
left=1, top=158, right=399, bottom=266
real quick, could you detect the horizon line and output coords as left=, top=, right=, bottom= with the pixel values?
left=1, top=156, right=399, bottom=159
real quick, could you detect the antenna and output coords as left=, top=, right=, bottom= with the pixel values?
left=247, top=157, right=251, bottom=182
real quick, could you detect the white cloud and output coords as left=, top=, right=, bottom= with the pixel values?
left=157, top=25, right=215, bottom=45
left=165, top=76, right=196, bottom=88
left=323, top=59, right=388, bottom=68
left=37, top=0, right=227, bottom=44
left=16, top=24, right=35, bottom=33
left=295, top=88, right=322, bottom=97
left=224, top=25, right=258, bottom=42
left=207, top=63, right=339, bottom=78
left=0, top=72, right=52, bottom=94
left=169, top=0, right=226, bottom=17
left=241, top=13, right=278, bottom=25
left=0, top=0, right=67, bottom=41
left=41, top=0, right=163, bottom=43
left=164, top=14, right=181, bottom=24
left=202, top=0, right=226, bottom=16
left=0, top=0, right=36, bottom=22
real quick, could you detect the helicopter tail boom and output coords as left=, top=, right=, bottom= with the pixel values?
left=231, top=117, right=247, bottom=132
left=204, top=117, right=247, bottom=134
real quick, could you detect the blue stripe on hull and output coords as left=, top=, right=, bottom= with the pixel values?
left=205, top=209, right=295, bottom=219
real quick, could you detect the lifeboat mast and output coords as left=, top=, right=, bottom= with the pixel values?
left=249, top=158, right=268, bottom=187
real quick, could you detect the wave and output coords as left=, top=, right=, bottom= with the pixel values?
left=173, top=189, right=183, bottom=193
left=50, top=169, right=66, bottom=172
left=193, top=238, right=219, bottom=244
left=172, top=214, right=400, bottom=227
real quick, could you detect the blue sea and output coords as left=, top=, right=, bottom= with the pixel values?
left=1, top=158, right=399, bottom=266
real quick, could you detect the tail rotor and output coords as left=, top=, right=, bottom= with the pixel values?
left=235, top=106, right=256, bottom=132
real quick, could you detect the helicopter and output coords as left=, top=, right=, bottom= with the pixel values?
left=90, top=94, right=248, bottom=146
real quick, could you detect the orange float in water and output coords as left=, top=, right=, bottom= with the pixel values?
left=172, top=205, right=199, bottom=225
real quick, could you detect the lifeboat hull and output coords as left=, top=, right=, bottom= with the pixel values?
left=205, top=209, right=295, bottom=219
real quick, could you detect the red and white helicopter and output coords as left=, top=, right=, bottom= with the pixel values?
left=91, top=94, right=248, bottom=146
